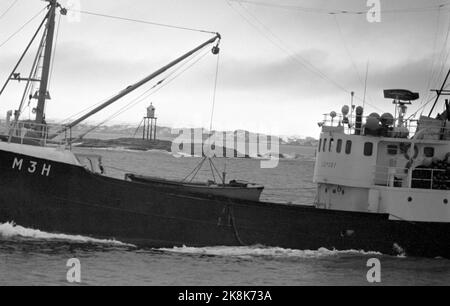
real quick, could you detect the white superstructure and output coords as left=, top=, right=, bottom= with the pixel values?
left=313, top=89, right=450, bottom=223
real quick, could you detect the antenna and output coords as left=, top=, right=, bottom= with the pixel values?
left=363, top=61, right=369, bottom=110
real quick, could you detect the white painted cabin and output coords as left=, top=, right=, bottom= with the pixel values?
left=313, top=90, right=450, bottom=223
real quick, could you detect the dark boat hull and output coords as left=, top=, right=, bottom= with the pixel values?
left=0, top=148, right=448, bottom=258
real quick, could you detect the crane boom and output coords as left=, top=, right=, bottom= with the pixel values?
left=65, top=33, right=221, bottom=130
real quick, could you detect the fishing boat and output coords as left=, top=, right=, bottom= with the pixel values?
left=0, top=1, right=449, bottom=258
left=125, top=173, right=264, bottom=201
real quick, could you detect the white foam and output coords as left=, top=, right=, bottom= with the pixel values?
left=0, top=222, right=133, bottom=247
left=159, top=245, right=381, bottom=258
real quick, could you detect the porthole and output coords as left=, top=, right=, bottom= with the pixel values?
left=336, top=139, right=342, bottom=153
left=444, top=199, right=448, bottom=205
left=424, top=147, right=435, bottom=158
left=407, top=197, right=413, bottom=202
left=345, top=140, right=352, bottom=154
left=364, top=142, right=373, bottom=156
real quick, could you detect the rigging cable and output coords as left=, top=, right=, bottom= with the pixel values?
left=209, top=52, right=220, bottom=131
left=429, top=14, right=450, bottom=93
left=0, top=0, right=19, bottom=19
left=333, top=15, right=376, bottom=108
left=227, top=0, right=450, bottom=15
left=421, top=5, right=443, bottom=107
left=0, top=7, right=45, bottom=49
left=419, top=16, right=450, bottom=116
left=70, top=9, right=217, bottom=35
left=18, top=28, right=47, bottom=118
left=91, top=49, right=211, bottom=128
left=407, top=84, right=450, bottom=120
left=48, top=12, right=62, bottom=90
left=73, top=48, right=212, bottom=139
left=0, top=8, right=49, bottom=98
left=227, top=1, right=383, bottom=112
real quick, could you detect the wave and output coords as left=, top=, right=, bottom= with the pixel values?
left=0, top=222, right=133, bottom=247
left=158, top=245, right=381, bottom=259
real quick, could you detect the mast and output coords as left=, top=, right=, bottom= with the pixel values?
left=35, top=0, right=58, bottom=124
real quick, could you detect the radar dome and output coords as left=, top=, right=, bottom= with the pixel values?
left=365, top=116, right=380, bottom=131
left=341, top=105, right=350, bottom=116
left=381, top=113, right=394, bottom=126
left=369, top=112, right=380, bottom=119
left=330, top=111, right=337, bottom=118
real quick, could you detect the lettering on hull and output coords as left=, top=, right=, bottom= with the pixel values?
left=11, top=157, right=52, bottom=177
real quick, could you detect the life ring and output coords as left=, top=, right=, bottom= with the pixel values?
left=403, top=143, right=419, bottom=160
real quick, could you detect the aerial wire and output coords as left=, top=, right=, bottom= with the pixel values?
left=0, top=7, right=46, bottom=49
left=421, top=5, right=442, bottom=108
left=48, top=12, right=62, bottom=90
left=333, top=15, right=376, bottom=109
left=70, top=9, right=217, bottom=35
left=209, top=53, right=220, bottom=132
left=227, top=1, right=383, bottom=112
left=362, top=61, right=369, bottom=111
left=227, top=0, right=450, bottom=15
left=0, top=0, right=19, bottom=20
left=73, top=48, right=212, bottom=138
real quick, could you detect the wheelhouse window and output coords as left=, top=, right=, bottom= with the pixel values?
left=318, top=139, right=322, bottom=152
left=424, top=147, right=435, bottom=158
left=364, top=142, right=373, bottom=156
left=329, top=138, right=334, bottom=152
left=345, top=140, right=352, bottom=154
left=323, top=138, right=327, bottom=152
left=387, top=145, right=398, bottom=155
left=336, top=139, right=342, bottom=153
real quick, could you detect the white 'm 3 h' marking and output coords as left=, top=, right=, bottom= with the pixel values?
left=12, top=157, right=52, bottom=176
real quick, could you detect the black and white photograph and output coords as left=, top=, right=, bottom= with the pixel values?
left=0, top=0, right=449, bottom=289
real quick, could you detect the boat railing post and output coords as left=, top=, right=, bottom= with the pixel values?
left=407, top=166, right=413, bottom=188
left=43, top=124, right=46, bottom=146
left=430, top=169, right=434, bottom=190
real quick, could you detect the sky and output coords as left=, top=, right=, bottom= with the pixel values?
left=0, top=0, right=449, bottom=137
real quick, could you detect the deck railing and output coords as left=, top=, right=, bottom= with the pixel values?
left=0, top=120, right=69, bottom=147
left=321, top=113, right=450, bottom=140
